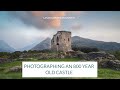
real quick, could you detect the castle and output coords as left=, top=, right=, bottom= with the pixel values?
left=51, top=31, right=72, bottom=52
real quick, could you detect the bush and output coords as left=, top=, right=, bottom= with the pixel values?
left=0, top=52, right=11, bottom=58
left=9, top=51, right=22, bottom=59
left=39, top=49, right=53, bottom=53
left=27, top=49, right=53, bottom=53
left=111, top=51, right=120, bottom=60
left=0, top=67, right=5, bottom=71
left=72, top=46, right=99, bottom=53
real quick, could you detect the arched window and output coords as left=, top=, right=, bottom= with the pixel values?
left=57, top=36, right=59, bottom=42
left=56, top=36, right=59, bottom=45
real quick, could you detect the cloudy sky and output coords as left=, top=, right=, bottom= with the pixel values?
left=0, top=11, right=120, bottom=49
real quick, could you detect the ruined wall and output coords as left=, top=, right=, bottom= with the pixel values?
left=51, top=31, right=72, bottom=52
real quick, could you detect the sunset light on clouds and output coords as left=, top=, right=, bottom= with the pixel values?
left=0, top=11, right=120, bottom=49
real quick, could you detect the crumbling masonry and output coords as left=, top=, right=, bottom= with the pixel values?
left=51, top=31, right=72, bottom=52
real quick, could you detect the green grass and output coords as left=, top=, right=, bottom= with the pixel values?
left=0, top=61, right=22, bottom=68
left=0, top=72, right=21, bottom=79
left=98, top=68, right=120, bottom=79
left=0, top=58, right=120, bottom=79
left=0, top=61, right=22, bottom=79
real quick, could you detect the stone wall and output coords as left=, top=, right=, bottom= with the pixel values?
left=51, top=31, right=72, bottom=52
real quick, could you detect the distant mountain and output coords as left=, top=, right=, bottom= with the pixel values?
left=31, top=38, right=51, bottom=51
left=0, top=40, right=15, bottom=52
left=22, top=36, right=120, bottom=51
left=72, top=36, right=120, bottom=51
left=17, top=42, right=39, bottom=51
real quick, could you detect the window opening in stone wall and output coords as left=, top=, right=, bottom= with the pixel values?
left=57, top=36, right=59, bottom=45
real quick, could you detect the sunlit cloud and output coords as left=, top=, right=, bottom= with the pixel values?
left=0, top=11, right=120, bottom=49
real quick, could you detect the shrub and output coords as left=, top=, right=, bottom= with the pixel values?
left=111, top=51, right=120, bottom=60
left=72, top=46, right=99, bottom=53
left=0, top=52, right=11, bottom=58
left=9, top=51, right=22, bottom=59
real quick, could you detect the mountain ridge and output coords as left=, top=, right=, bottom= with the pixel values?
left=17, top=42, right=39, bottom=51
left=1, top=36, right=120, bottom=52
left=72, top=36, right=120, bottom=51
left=0, top=40, right=15, bottom=52
left=31, top=37, right=51, bottom=51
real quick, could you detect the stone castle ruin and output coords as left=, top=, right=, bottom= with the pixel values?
left=51, top=31, right=72, bottom=52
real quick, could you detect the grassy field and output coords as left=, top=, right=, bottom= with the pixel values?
left=0, top=58, right=120, bottom=79
left=98, top=68, right=120, bottom=79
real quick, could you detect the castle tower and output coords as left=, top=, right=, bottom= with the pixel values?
left=51, top=31, right=72, bottom=52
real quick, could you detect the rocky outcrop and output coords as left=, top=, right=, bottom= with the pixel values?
left=65, top=51, right=120, bottom=70
left=87, top=52, right=116, bottom=60
left=107, top=60, right=120, bottom=70
left=0, top=58, right=13, bottom=64
left=76, top=51, right=116, bottom=60
left=98, top=60, right=120, bottom=70
left=18, top=50, right=120, bottom=70
left=8, top=66, right=22, bottom=72
left=19, top=51, right=116, bottom=61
